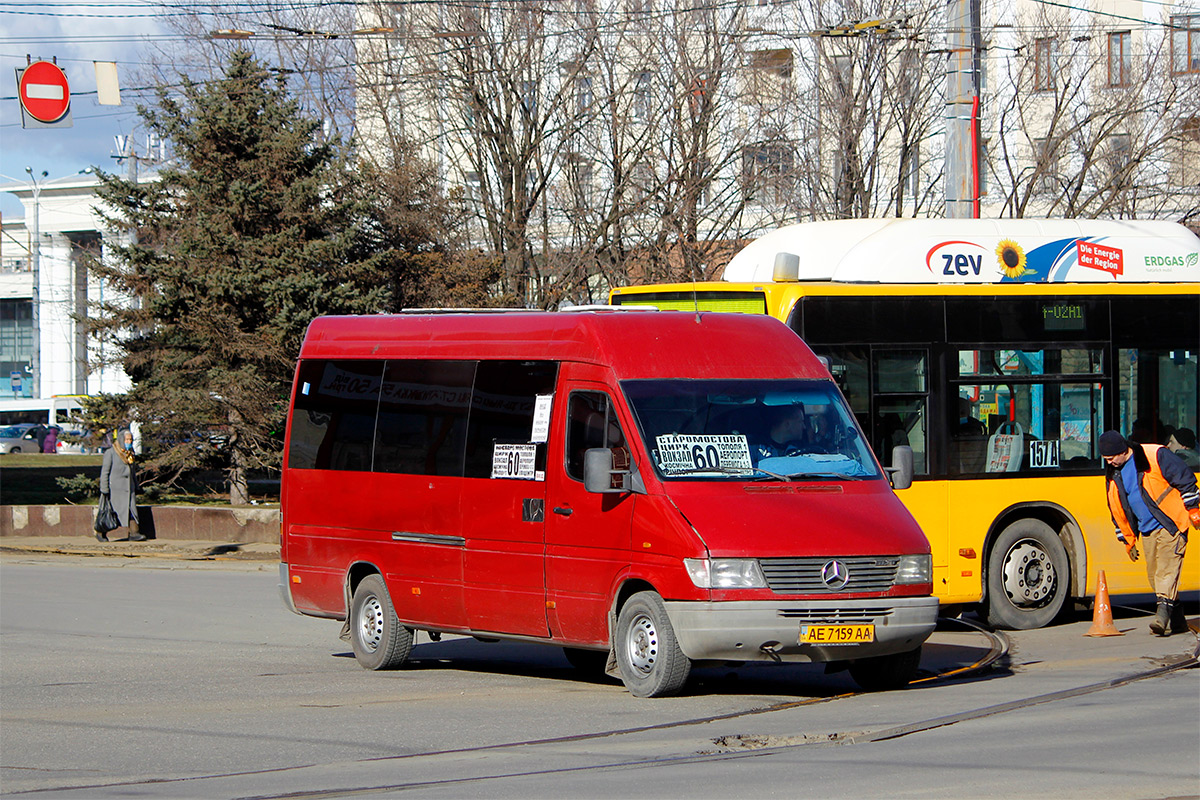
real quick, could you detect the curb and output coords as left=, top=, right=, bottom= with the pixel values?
left=0, top=536, right=279, bottom=562
left=0, top=504, right=280, bottom=544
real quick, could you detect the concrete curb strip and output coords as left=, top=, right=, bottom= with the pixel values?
left=0, top=536, right=280, bottom=562
left=0, top=504, right=280, bottom=544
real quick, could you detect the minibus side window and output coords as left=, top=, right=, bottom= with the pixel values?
left=288, top=360, right=383, bottom=471
left=374, top=360, right=474, bottom=476
left=463, top=361, right=558, bottom=479
left=565, top=392, right=627, bottom=481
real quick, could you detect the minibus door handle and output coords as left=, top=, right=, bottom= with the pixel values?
left=552, top=506, right=573, bottom=517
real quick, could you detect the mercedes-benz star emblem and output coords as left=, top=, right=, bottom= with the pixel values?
left=821, top=559, right=849, bottom=590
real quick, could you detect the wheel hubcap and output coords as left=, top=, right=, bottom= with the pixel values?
left=357, top=595, right=384, bottom=653
left=1001, top=540, right=1056, bottom=607
left=625, top=613, right=659, bottom=675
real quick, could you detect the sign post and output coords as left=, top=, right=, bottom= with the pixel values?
left=16, top=60, right=73, bottom=128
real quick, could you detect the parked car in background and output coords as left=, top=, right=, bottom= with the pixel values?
left=0, top=424, right=97, bottom=454
left=55, top=428, right=95, bottom=454
left=0, top=424, right=40, bottom=454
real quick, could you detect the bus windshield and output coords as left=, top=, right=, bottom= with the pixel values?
left=622, top=379, right=880, bottom=480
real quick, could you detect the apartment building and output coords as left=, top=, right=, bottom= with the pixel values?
left=350, top=0, right=1197, bottom=304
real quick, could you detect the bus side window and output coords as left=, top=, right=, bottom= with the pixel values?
left=288, top=360, right=383, bottom=471
left=463, top=361, right=558, bottom=479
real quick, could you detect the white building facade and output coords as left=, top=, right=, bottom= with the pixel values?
left=1, top=174, right=130, bottom=405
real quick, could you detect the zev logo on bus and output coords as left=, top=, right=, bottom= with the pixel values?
left=925, top=240, right=991, bottom=278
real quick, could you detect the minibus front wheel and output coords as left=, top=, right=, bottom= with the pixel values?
left=615, top=591, right=691, bottom=697
left=350, top=574, right=413, bottom=670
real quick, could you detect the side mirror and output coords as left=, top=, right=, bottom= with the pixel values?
left=885, top=445, right=914, bottom=491
left=584, top=447, right=644, bottom=494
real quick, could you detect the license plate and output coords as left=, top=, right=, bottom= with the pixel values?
left=799, top=624, right=875, bottom=644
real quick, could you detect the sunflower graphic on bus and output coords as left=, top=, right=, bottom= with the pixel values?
left=995, top=239, right=1027, bottom=279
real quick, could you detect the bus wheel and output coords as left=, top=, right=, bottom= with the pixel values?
left=848, top=645, right=922, bottom=691
left=615, top=591, right=691, bottom=697
left=350, top=574, right=413, bottom=670
left=984, top=519, right=1069, bottom=630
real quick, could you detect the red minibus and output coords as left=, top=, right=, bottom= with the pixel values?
left=279, top=310, right=938, bottom=696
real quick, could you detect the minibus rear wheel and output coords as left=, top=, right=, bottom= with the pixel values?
left=615, top=591, right=691, bottom=697
left=350, top=574, right=413, bottom=670
left=847, top=645, right=922, bottom=691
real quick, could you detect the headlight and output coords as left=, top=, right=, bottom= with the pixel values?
left=896, top=554, right=932, bottom=584
left=684, top=558, right=767, bottom=589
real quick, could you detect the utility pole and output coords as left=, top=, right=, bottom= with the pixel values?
left=945, top=0, right=982, bottom=218
left=24, top=167, right=46, bottom=398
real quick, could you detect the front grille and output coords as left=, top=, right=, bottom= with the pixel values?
left=759, top=556, right=900, bottom=594
left=777, top=607, right=895, bottom=623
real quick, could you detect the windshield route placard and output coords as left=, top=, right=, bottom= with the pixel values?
left=655, top=434, right=754, bottom=475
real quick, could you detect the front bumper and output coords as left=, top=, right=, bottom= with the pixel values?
left=664, top=596, right=939, bottom=663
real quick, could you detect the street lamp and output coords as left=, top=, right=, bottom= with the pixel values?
left=24, top=167, right=46, bottom=399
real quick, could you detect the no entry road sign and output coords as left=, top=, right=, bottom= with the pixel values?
left=17, top=61, right=72, bottom=126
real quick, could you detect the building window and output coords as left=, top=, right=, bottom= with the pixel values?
left=902, top=143, right=920, bottom=198
left=1177, top=116, right=1200, bottom=187
left=568, top=157, right=594, bottom=209
left=1171, top=14, right=1200, bottom=73
left=575, top=75, right=594, bottom=114
left=1107, top=31, right=1131, bottom=86
left=1107, top=133, right=1131, bottom=175
left=520, top=80, right=538, bottom=118
left=633, top=71, right=653, bottom=122
left=746, top=48, right=793, bottom=104
left=1033, top=37, right=1055, bottom=91
left=896, top=48, right=920, bottom=101
left=464, top=171, right=482, bottom=201
left=831, top=54, right=853, bottom=99
left=741, top=142, right=795, bottom=205
left=1032, top=137, right=1059, bottom=192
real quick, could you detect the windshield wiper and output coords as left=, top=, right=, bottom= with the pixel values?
left=784, top=471, right=867, bottom=481
left=661, top=466, right=786, bottom=480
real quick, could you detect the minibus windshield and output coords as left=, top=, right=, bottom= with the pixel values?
left=623, top=379, right=881, bottom=481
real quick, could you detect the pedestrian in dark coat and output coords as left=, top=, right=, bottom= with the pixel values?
left=98, top=429, right=144, bottom=541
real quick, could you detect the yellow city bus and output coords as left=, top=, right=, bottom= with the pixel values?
left=611, top=218, right=1200, bottom=629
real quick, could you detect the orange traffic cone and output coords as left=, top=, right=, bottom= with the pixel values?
left=1084, top=570, right=1124, bottom=637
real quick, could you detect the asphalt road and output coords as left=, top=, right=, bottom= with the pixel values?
left=1, top=553, right=1197, bottom=799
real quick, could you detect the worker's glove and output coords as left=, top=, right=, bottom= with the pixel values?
left=1118, top=532, right=1139, bottom=562
left=1188, top=507, right=1200, bottom=530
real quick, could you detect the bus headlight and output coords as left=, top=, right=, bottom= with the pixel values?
left=684, top=558, right=767, bottom=589
left=896, top=554, right=932, bottom=584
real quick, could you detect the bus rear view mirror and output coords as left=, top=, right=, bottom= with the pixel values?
left=886, top=445, right=914, bottom=491
left=584, top=447, right=640, bottom=494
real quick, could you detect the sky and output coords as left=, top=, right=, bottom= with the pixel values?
left=0, top=1, right=170, bottom=219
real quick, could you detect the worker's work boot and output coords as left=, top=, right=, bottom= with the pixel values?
left=1169, top=601, right=1191, bottom=635
left=1149, top=599, right=1172, bottom=637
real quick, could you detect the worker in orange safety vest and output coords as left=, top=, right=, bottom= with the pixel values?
left=1100, top=430, right=1200, bottom=636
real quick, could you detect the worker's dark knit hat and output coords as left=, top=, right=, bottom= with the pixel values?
left=1175, top=428, right=1197, bottom=450
left=1099, top=431, right=1128, bottom=457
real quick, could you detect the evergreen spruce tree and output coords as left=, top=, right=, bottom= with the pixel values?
left=91, top=50, right=389, bottom=504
